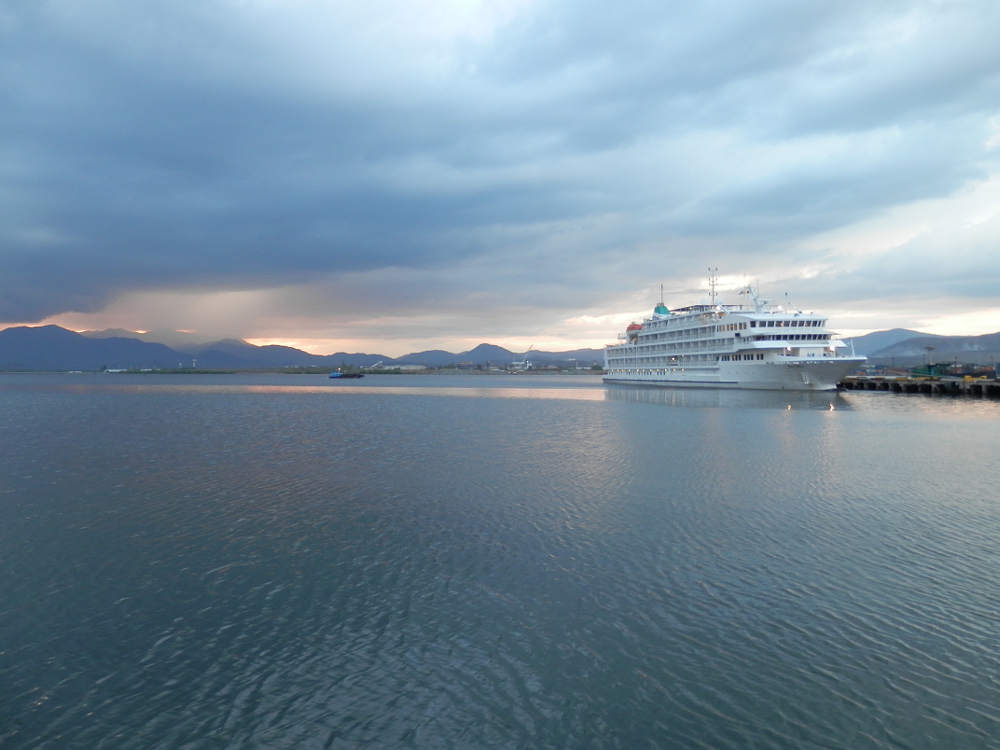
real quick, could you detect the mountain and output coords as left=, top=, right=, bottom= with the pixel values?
left=392, top=349, right=456, bottom=366
left=0, top=326, right=397, bottom=371
left=393, top=343, right=604, bottom=367
left=459, top=343, right=514, bottom=363
left=844, top=328, right=937, bottom=357
left=394, top=344, right=605, bottom=367
left=0, top=326, right=188, bottom=371
left=867, top=332, right=1000, bottom=365
left=2, top=326, right=607, bottom=371
left=80, top=328, right=234, bottom=351
left=80, top=327, right=148, bottom=340
left=78, top=329, right=396, bottom=368
left=189, top=340, right=391, bottom=369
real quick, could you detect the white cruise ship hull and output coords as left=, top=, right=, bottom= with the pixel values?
left=602, top=357, right=865, bottom=391
left=603, top=284, right=866, bottom=390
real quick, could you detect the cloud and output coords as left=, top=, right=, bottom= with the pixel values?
left=3, top=0, right=1000, bottom=344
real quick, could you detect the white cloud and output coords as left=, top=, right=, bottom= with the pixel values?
left=4, top=0, right=1000, bottom=347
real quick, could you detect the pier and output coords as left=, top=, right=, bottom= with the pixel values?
left=839, top=375, right=1000, bottom=396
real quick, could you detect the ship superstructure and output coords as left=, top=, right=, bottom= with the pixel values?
left=603, top=281, right=865, bottom=391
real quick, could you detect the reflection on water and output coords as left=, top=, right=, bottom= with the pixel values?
left=1, top=374, right=1000, bottom=749
left=3, top=373, right=1000, bottom=417
left=0, top=381, right=606, bottom=401
left=604, top=383, right=849, bottom=409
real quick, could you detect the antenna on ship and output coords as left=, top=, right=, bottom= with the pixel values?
left=708, top=268, right=718, bottom=305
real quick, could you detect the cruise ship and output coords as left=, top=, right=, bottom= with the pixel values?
left=603, top=282, right=866, bottom=391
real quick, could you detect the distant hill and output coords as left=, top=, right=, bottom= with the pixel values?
left=189, top=340, right=391, bottom=369
left=2, top=325, right=607, bottom=371
left=845, top=328, right=937, bottom=357
left=461, top=343, right=513, bottom=363
left=80, top=328, right=233, bottom=352
left=394, top=344, right=605, bottom=367
left=394, top=349, right=463, bottom=366
left=867, top=332, right=1000, bottom=366
left=0, top=326, right=396, bottom=371
left=0, top=326, right=188, bottom=371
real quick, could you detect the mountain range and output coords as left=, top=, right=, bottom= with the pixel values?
left=845, top=328, right=1000, bottom=365
left=0, top=326, right=604, bottom=371
left=2, top=325, right=997, bottom=372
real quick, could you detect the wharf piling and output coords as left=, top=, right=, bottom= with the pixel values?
left=839, top=376, right=1000, bottom=396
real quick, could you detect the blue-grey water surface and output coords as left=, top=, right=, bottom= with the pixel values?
left=2, top=373, right=999, bottom=749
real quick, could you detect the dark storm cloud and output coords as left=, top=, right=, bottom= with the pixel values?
left=2, top=0, right=999, bottom=323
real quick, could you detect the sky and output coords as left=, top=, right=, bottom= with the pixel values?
left=2, top=0, right=1000, bottom=357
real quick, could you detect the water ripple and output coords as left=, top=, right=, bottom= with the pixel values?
left=1, top=376, right=999, bottom=748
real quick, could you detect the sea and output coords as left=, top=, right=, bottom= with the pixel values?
left=2, top=373, right=999, bottom=750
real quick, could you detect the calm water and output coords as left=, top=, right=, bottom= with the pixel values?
left=2, top=373, right=999, bottom=749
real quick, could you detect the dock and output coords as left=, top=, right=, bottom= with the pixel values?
left=839, top=376, right=1000, bottom=396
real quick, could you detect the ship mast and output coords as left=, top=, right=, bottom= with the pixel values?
left=708, top=268, right=718, bottom=306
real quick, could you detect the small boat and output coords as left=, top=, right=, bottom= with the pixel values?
left=329, top=371, right=364, bottom=379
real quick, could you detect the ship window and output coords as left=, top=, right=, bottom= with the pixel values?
left=750, top=321, right=756, bottom=327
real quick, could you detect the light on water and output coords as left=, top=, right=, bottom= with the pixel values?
left=2, top=374, right=999, bottom=749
